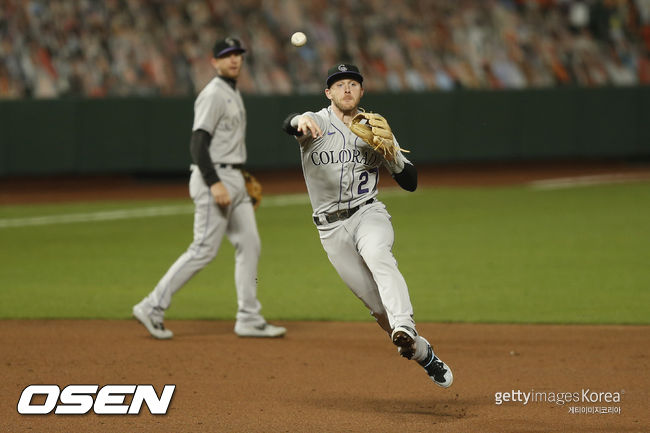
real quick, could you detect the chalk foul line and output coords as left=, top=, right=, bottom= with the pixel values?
left=528, top=172, right=650, bottom=190
left=0, top=194, right=313, bottom=228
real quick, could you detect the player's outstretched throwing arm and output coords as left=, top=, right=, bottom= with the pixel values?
left=282, top=112, right=322, bottom=139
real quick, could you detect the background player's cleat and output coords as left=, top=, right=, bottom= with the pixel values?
left=132, top=303, right=173, bottom=339
left=391, top=325, right=417, bottom=359
left=419, top=344, right=453, bottom=388
left=234, top=322, right=286, bottom=338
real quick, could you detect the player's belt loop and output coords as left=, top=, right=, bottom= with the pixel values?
left=313, top=198, right=375, bottom=226
left=216, top=163, right=244, bottom=169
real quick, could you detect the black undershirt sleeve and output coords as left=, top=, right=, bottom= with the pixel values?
left=392, top=163, right=417, bottom=192
left=282, top=112, right=303, bottom=136
left=189, top=129, right=219, bottom=186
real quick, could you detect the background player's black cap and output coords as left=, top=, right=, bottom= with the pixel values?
left=326, top=63, right=363, bottom=88
left=213, top=37, right=246, bottom=58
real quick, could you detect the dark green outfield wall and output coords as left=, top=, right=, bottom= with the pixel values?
left=1, top=87, right=648, bottom=176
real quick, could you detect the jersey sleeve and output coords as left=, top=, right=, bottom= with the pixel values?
left=296, top=109, right=329, bottom=147
left=393, top=135, right=412, bottom=165
left=192, top=85, right=225, bottom=134
left=382, top=134, right=412, bottom=173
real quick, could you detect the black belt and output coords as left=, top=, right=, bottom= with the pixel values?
left=313, top=199, right=375, bottom=226
left=216, top=163, right=244, bottom=169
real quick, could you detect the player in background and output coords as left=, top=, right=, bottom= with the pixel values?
left=281, top=64, right=452, bottom=387
left=133, top=37, right=286, bottom=339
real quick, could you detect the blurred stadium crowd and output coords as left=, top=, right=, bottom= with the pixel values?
left=1, top=0, right=650, bottom=98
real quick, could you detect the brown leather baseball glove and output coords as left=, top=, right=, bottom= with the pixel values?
left=242, top=170, right=262, bottom=210
left=348, top=112, right=409, bottom=161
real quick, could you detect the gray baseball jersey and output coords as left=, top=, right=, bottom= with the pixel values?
left=298, top=107, right=401, bottom=216
left=193, top=76, right=247, bottom=164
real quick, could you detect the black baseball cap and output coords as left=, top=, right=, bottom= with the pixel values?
left=213, top=37, right=246, bottom=58
left=326, top=63, right=363, bottom=88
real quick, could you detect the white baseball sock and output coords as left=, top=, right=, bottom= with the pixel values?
left=413, top=336, right=432, bottom=362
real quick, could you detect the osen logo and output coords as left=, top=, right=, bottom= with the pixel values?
left=17, top=384, right=175, bottom=415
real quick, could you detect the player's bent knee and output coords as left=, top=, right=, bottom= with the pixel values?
left=188, top=245, right=219, bottom=264
left=233, top=236, right=260, bottom=256
left=361, top=250, right=397, bottom=270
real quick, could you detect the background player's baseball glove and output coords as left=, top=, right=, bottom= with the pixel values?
left=348, top=112, right=409, bottom=161
left=242, top=170, right=262, bottom=210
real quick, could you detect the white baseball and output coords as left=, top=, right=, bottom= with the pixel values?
left=291, top=31, right=307, bottom=47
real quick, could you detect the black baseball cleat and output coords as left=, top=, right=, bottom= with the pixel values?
left=391, top=325, right=417, bottom=359
left=419, top=344, right=453, bottom=388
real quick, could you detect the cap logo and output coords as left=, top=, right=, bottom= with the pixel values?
left=225, top=37, right=235, bottom=46
left=338, top=64, right=348, bottom=72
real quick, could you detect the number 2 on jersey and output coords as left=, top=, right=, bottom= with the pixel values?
left=358, top=168, right=378, bottom=194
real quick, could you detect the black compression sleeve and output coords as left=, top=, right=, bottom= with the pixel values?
left=392, top=163, right=417, bottom=192
left=189, top=129, right=219, bottom=186
left=282, top=112, right=303, bottom=136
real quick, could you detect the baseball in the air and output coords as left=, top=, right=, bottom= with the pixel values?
left=291, top=31, right=307, bottom=47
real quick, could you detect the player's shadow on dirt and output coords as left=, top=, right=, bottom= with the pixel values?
left=164, top=320, right=234, bottom=338
left=307, top=395, right=477, bottom=420
left=364, top=395, right=475, bottom=419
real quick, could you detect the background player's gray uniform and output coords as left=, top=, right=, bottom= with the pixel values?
left=141, top=75, right=264, bottom=326
left=297, top=106, right=415, bottom=333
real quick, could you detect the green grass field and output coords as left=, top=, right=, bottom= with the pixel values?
left=1, top=181, right=649, bottom=324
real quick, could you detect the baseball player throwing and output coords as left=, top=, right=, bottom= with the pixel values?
left=281, top=64, right=452, bottom=387
left=133, top=37, right=285, bottom=339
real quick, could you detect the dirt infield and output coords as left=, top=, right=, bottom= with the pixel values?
left=2, top=161, right=649, bottom=432
left=1, top=320, right=648, bottom=432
